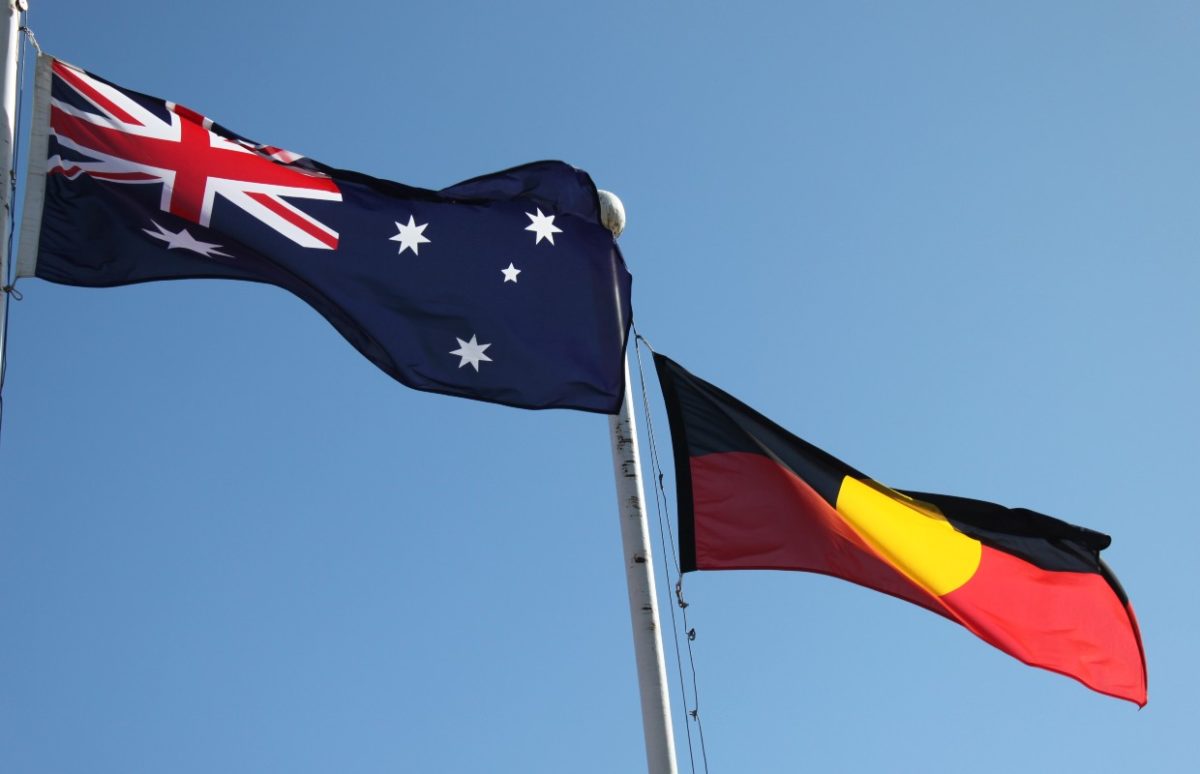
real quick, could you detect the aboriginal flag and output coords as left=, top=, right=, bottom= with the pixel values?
left=655, top=353, right=1147, bottom=705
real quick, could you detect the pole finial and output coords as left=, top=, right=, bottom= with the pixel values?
left=597, top=189, right=626, bottom=239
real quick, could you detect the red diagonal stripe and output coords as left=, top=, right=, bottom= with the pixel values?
left=246, top=191, right=338, bottom=249
left=52, top=60, right=142, bottom=127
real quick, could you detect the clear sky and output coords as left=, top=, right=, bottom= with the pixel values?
left=1, top=2, right=1197, bottom=772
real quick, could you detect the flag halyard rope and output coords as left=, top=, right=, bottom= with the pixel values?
left=633, top=330, right=711, bottom=774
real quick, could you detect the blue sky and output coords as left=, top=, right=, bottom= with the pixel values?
left=1, top=2, right=1197, bottom=772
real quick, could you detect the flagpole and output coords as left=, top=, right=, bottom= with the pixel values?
left=0, top=1, right=23, bottom=386
left=599, top=190, right=679, bottom=774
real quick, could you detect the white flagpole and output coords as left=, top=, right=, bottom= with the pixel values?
left=599, top=190, right=679, bottom=774
left=0, top=1, right=23, bottom=383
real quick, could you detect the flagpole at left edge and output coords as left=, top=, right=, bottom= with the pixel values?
left=0, top=1, right=25, bottom=390
left=600, top=190, right=679, bottom=774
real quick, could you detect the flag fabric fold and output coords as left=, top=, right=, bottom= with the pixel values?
left=17, top=55, right=632, bottom=413
left=654, top=353, right=1147, bottom=706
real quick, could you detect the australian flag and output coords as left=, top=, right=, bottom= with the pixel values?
left=15, top=56, right=633, bottom=413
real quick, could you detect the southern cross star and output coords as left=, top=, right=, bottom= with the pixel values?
left=501, top=262, right=521, bottom=283
left=143, top=221, right=230, bottom=257
left=524, top=208, right=562, bottom=245
left=449, top=334, right=493, bottom=371
left=390, top=215, right=431, bottom=255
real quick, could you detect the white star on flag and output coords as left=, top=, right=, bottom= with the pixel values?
left=525, top=208, right=562, bottom=245
left=390, top=215, right=431, bottom=255
left=450, top=335, right=493, bottom=371
left=143, top=220, right=230, bottom=257
left=502, top=262, right=522, bottom=283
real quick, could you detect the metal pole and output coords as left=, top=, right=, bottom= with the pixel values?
left=600, top=190, right=679, bottom=774
left=0, top=1, right=24, bottom=383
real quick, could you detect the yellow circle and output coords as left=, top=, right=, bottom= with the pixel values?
left=834, top=478, right=982, bottom=596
